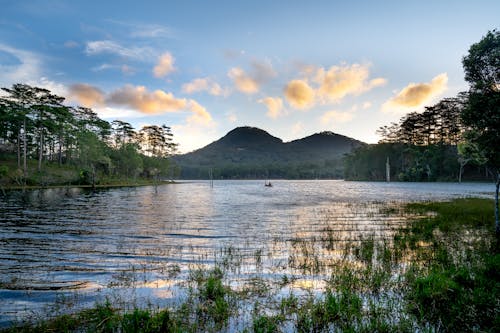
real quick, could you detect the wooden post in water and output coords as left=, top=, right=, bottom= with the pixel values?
left=209, top=168, right=214, bottom=187
left=386, top=157, right=390, bottom=182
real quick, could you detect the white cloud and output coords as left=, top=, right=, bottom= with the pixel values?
left=153, top=52, right=175, bottom=78
left=85, top=40, right=154, bottom=60
left=291, top=122, right=305, bottom=137
left=0, top=43, right=41, bottom=86
left=320, top=110, right=355, bottom=125
left=382, top=73, right=448, bottom=114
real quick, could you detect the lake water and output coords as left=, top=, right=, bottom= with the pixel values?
left=0, top=180, right=493, bottom=326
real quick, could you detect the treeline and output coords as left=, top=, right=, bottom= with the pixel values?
left=180, top=159, right=344, bottom=180
left=0, top=84, right=178, bottom=186
left=344, top=96, right=488, bottom=181
left=346, top=30, right=499, bottom=184
left=344, top=96, right=484, bottom=181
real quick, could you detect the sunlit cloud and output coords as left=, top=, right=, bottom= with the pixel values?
left=226, top=112, right=237, bottom=123
left=68, top=83, right=214, bottom=127
left=320, top=110, right=355, bottom=125
left=68, top=83, right=105, bottom=107
left=182, top=77, right=225, bottom=96
left=153, top=52, right=175, bottom=78
left=107, top=84, right=186, bottom=114
left=187, top=100, right=214, bottom=126
left=284, top=79, right=315, bottom=109
left=314, top=63, right=387, bottom=102
left=362, top=101, right=372, bottom=109
left=85, top=40, right=154, bottom=60
left=291, top=122, right=305, bottom=137
left=259, top=97, right=284, bottom=119
left=227, top=60, right=276, bottom=94
left=228, top=67, right=259, bottom=94
left=382, top=73, right=448, bottom=113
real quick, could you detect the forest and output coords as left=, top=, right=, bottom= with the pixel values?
left=0, top=84, right=179, bottom=187
left=344, top=30, right=499, bottom=186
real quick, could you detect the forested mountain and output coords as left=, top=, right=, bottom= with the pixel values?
left=173, top=126, right=364, bottom=179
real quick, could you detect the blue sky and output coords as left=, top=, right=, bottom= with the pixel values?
left=1, top=1, right=498, bottom=152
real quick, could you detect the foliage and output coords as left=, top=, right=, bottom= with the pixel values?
left=461, top=29, right=500, bottom=234
left=175, top=127, right=362, bottom=179
left=0, top=83, right=178, bottom=186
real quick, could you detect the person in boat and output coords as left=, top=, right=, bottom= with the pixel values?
left=265, top=181, right=272, bottom=187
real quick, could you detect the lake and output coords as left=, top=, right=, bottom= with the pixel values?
left=0, top=180, right=493, bottom=327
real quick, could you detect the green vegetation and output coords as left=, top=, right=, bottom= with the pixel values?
left=174, top=127, right=362, bottom=179
left=345, top=30, right=498, bottom=186
left=3, top=198, right=498, bottom=332
left=0, top=84, right=179, bottom=188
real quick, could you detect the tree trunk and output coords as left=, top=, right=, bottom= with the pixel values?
left=38, top=131, right=43, bottom=172
left=17, top=132, right=21, bottom=169
left=23, top=118, right=27, bottom=178
left=58, top=135, right=63, bottom=165
left=495, top=170, right=499, bottom=236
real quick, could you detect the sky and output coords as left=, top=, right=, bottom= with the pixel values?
left=1, top=1, right=498, bottom=153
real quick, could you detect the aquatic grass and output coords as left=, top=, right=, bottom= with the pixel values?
left=3, top=198, right=499, bottom=332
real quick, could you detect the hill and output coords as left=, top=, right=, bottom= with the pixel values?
left=173, top=126, right=364, bottom=179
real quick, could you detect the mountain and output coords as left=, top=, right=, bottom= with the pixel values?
left=173, top=126, right=365, bottom=179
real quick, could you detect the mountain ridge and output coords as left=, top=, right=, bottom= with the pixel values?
left=173, top=126, right=365, bottom=179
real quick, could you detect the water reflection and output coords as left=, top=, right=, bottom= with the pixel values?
left=0, top=180, right=492, bottom=325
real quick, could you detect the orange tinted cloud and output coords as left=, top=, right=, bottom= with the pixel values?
left=382, top=73, right=448, bottom=113
left=228, top=67, right=259, bottom=94
left=68, top=83, right=105, bottom=107
left=153, top=52, right=175, bottom=78
left=259, top=97, right=284, bottom=119
left=315, top=63, right=387, bottom=101
left=182, top=77, right=224, bottom=96
left=284, top=80, right=315, bottom=109
left=187, top=100, right=214, bottom=125
left=107, top=85, right=186, bottom=114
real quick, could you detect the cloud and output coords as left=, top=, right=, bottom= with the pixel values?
left=284, top=79, right=315, bottom=109
left=187, top=100, right=214, bottom=126
left=153, top=52, right=175, bottom=78
left=182, top=77, right=225, bottom=96
left=68, top=83, right=105, bottom=107
left=64, top=40, right=79, bottom=48
left=107, top=84, right=186, bottom=114
left=226, top=112, right=237, bottom=123
left=85, top=40, right=154, bottom=60
left=314, top=63, right=387, bottom=102
left=228, top=67, right=259, bottom=94
left=227, top=60, right=276, bottom=94
left=362, top=101, right=372, bottom=109
left=0, top=43, right=41, bottom=86
left=382, top=73, right=448, bottom=113
left=259, top=97, right=284, bottom=119
left=69, top=83, right=214, bottom=127
left=250, top=60, right=277, bottom=82
left=320, top=110, right=355, bottom=125
left=292, top=122, right=305, bottom=136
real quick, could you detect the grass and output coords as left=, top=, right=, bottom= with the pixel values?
left=2, top=198, right=499, bottom=332
left=0, top=155, right=173, bottom=190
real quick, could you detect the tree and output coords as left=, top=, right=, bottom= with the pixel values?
left=462, top=30, right=500, bottom=234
